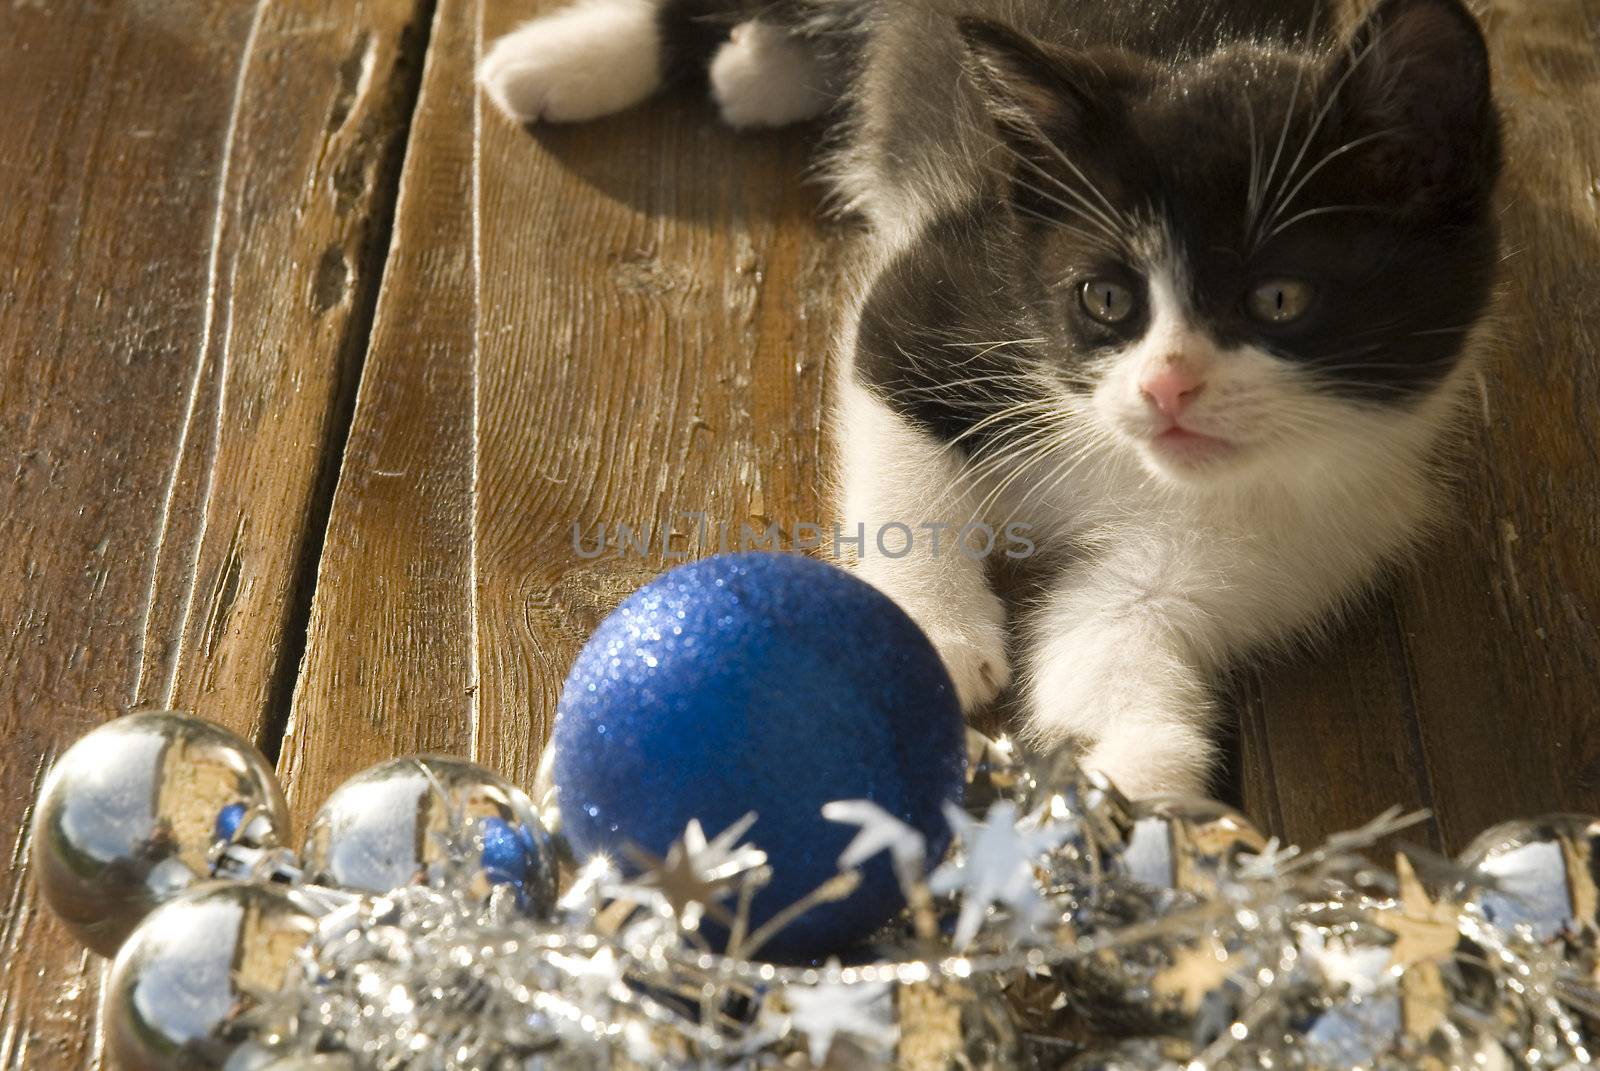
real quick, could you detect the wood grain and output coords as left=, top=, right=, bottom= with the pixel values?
left=277, top=0, right=483, bottom=819
left=1238, top=0, right=1600, bottom=852
left=0, top=0, right=428, bottom=1064
left=279, top=0, right=851, bottom=816
left=7, top=0, right=1599, bottom=1061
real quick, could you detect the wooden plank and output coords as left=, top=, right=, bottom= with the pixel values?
left=1398, top=0, right=1600, bottom=848
left=0, top=0, right=428, bottom=1064
left=1239, top=0, right=1600, bottom=853
left=277, top=0, right=482, bottom=818
left=1233, top=609, right=1440, bottom=851
left=470, top=17, right=848, bottom=783
left=280, top=0, right=851, bottom=817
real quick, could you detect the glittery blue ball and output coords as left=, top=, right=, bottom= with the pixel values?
left=552, top=552, right=966, bottom=963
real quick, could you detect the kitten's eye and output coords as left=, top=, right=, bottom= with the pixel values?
left=1246, top=278, right=1315, bottom=324
left=1079, top=280, right=1138, bottom=325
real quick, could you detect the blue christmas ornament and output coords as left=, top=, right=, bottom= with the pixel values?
left=552, top=552, right=966, bottom=962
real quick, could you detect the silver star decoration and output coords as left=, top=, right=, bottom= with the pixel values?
left=784, top=977, right=897, bottom=1066
left=616, top=814, right=768, bottom=929
left=547, top=946, right=625, bottom=1007
left=1298, top=926, right=1393, bottom=997
left=822, top=799, right=926, bottom=888
left=928, top=800, right=1071, bottom=950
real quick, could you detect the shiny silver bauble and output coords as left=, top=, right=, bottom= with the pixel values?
left=31, top=710, right=289, bottom=955
left=106, top=882, right=315, bottom=1071
left=302, top=755, right=556, bottom=913
left=1455, top=813, right=1600, bottom=944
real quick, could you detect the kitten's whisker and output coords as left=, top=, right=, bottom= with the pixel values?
left=945, top=404, right=1076, bottom=485
left=1252, top=9, right=1319, bottom=241
left=884, top=369, right=1041, bottom=399
left=1244, top=94, right=1265, bottom=232
left=943, top=337, right=1050, bottom=352
left=1264, top=128, right=1393, bottom=228
left=967, top=439, right=1069, bottom=525
left=939, top=400, right=1063, bottom=455
left=943, top=429, right=1068, bottom=520
left=998, top=145, right=1126, bottom=240
left=1018, top=436, right=1116, bottom=516
left=1004, top=175, right=1120, bottom=248
left=1011, top=202, right=1119, bottom=251
left=967, top=418, right=1118, bottom=524
left=1032, top=136, right=1130, bottom=231
left=1264, top=203, right=1388, bottom=243
left=1408, top=324, right=1478, bottom=338
left=1258, top=28, right=1386, bottom=247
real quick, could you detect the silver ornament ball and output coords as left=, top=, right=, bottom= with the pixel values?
left=302, top=754, right=556, bottom=912
left=107, top=882, right=316, bottom=1071
left=1455, top=813, right=1600, bottom=944
left=30, top=710, right=290, bottom=956
left=253, top=1058, right=356, bottom=1071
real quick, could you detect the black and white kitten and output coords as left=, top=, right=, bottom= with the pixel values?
left=480, top=0, right=1503, bottom=798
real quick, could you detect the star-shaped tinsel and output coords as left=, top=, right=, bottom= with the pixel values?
left=823, top=799, right=927, bottom=886
left=783, top=976, right=897, bottom=1066
left=616, top=814, right=768, bottom=930
left=1381, top=854, right=1464, bottom=1037
left=928, top=800, right=1072, bottom=950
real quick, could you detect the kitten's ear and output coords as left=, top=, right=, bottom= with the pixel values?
left=957, top=18, right=1107, bottom=145
left=1334, top=0, right=1500, bottom=211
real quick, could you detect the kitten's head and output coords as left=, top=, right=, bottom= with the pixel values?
left=957, top=0, right=1501, bottom=487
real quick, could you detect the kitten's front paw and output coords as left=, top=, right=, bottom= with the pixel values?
left=709, top=21, right=834, bottom=129
left=479, top=0, right=662, bottom=124
left=1081, top=727, right=1213, bottom=801
left=925, top=627, right=1012, bottom=713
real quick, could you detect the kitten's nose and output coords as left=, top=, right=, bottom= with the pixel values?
left=1139, top=365, right=1205, bottom=420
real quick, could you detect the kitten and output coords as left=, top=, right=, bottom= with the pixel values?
left=480, top=0, right=1503, bottom=799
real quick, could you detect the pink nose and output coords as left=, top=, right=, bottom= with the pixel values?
left=1139, top=365, right=1205, bottom=420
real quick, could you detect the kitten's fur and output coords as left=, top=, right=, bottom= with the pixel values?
left=480, top=0, right=1503, bottom=798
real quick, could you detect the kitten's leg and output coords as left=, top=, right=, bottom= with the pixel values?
left=1023, top=545, right=1220, bottom=799
left=710, top=21, right=836, bottom=129
left=838, top=380, right=1011, bottom=712
left=479, top=0, right=665, bottom=124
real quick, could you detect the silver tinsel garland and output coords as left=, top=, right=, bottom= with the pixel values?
left=29, top=712, right=1600, bottom=1070
left=255, top=737, right=1597, bottom=1070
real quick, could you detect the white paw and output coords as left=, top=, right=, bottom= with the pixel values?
left=478, top=0, right=662, bottom=124
left=709, top=21, right=834, bottom=129
left=926, top=627, right=1012, bottom=713
left=1080, top=726, right=1214, bottom=801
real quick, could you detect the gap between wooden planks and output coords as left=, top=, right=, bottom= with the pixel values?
left=0, top=1, right=432, bottom=1065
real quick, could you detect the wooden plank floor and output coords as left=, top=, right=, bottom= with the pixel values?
left=1, top=0, right=1596, bottom=1063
